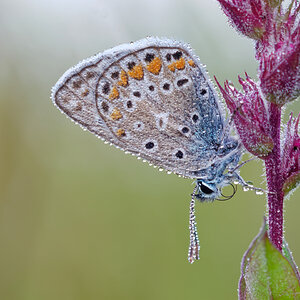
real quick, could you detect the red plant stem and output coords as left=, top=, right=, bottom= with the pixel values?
left=265, top=103, right=284, bottom=251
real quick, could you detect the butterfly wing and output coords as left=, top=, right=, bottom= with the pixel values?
left=52, top=37, right=226, bottom=178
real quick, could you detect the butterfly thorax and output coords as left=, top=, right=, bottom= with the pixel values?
left=193, top=142, right=242, bottom=201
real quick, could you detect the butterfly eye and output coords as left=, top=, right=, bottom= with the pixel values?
left=200, top=183, right=214, bottom=195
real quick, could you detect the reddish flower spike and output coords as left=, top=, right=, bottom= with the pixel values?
left=215, top=75, right=274, bottom=158
left=282, top=113, right=300, bottom=196
left=217, top=0, right=267, bottom=40
left=259, top=4, right=300, bottom=105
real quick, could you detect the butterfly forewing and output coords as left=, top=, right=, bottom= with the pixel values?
left=52, top=38, right=225, bottom=177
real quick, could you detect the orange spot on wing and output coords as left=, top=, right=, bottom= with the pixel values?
left=146, top=57, right=162, bottom=75
left=175, top=57, right=185, bottom=70
left=116, top=128, right=126, bottom=136
left=128, top=65, right=144, bottom=80
left=110, top=108, right=123, bottom=120
left=188, top=60, right=196, bottom=67
left=109, top=86, right=119, bottom=100
left=168, top=58, right=186, bottom=72
left=168, top=63, right=176, bottom=72
left=118, top=70, right=128, bottom=87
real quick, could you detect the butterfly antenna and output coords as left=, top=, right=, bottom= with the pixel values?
left=231, top=172, right=271, bottom=195
left=188, top=187, right=200, bottom=264
left=228, top=158, right=273, bottom=195
left=241, top=181, right=269, bottom=195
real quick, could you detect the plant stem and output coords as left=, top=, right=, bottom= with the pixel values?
left=265, top=102, right=284, bottom=251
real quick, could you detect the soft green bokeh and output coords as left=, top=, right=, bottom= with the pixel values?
left=0, top=0, right=299, bottom=299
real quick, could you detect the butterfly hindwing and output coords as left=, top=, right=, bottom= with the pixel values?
left=52, top=38, right=225, bottom=177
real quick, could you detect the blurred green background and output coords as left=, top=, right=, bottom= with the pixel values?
left=0, top=0, right=299, bottom=299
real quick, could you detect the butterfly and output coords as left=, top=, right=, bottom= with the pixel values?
left=51, top=37, right=248, bottom=263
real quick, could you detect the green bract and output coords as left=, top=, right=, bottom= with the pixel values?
left=239, top=222, right=300, bottom=299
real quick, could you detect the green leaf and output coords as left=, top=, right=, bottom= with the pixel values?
left=239, top=221, right=300, bottom=299
left=282, top=240, right=300, bottom=283
left=283, top=172, right=300, bottom=197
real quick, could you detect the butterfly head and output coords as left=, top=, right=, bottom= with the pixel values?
left=194, top=180, right=219, bottom=202
left=194, top=178, right=236, bottom=202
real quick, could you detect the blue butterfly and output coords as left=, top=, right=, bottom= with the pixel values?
left=51, top=37, right=251, bottom=263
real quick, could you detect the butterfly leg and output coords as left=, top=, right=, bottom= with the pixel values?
left=230, top=171, right=267, bottom=195
left=228, top=156, right=257, bottom=173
